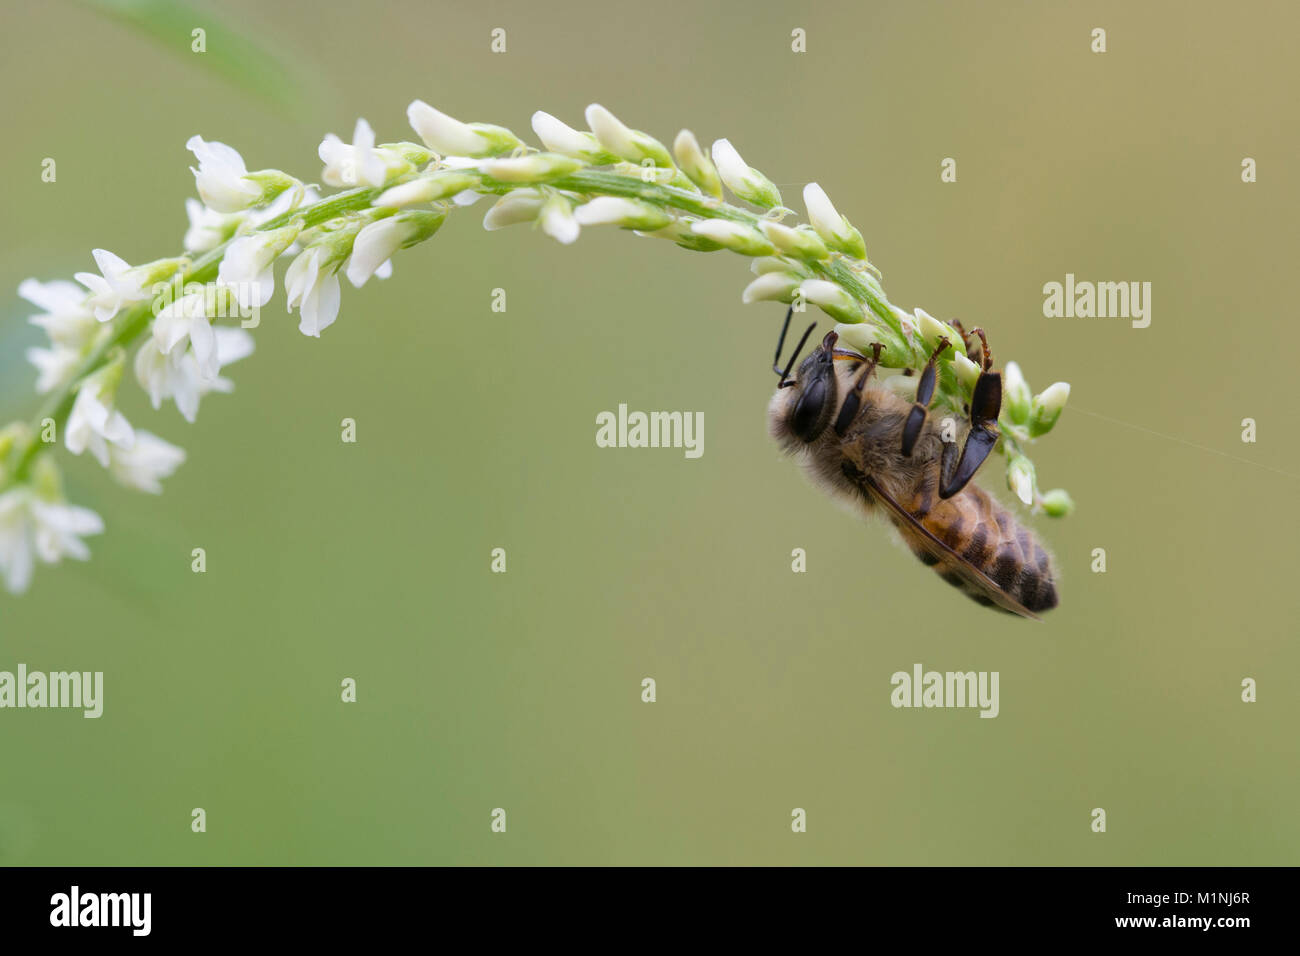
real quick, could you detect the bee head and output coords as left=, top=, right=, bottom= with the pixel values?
left=768, top=310, right=840, bottom=447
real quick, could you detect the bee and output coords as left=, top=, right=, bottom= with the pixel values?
left=767, top=308, right=1059, bottom=618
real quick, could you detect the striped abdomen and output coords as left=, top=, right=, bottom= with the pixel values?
left=900, top=482, right=1059, bottom=615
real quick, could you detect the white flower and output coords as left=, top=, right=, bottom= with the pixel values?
left=74, top=249, right=151, bottom=322
left=183, top=198, right=238, bottom=253
left=802, top=183, right=866, bottom=257
left=248, top=182, right=317, bottom=228
left=584, top=104, right=672, bottom=167
left=20, top=279, right=97, bottom=393
left=672, top=129, right=722, bottom=198
left=25, top=345, right=83, bottom=394
left=530, top=111, right=607, bottom=162
left=742, top=272, right=801, bottom=304
left=186, top=136, right=262, bottom=213
left=803, top=182, right=843, bottom=240
left=0, top=486, right=104, bottom=594
left=18, top=278, right=97, bottom=346
left=585, top=104, right=637, bottom=158
left=376, top=171, right=477, bottom=208
left=217, top=224, right=300, bottom=309
left=573, top=197, right=672, bottom=230
left=108, top=431, right=186, bottom=494
left=319, top=118, right=388, bottom=188
left=482, top=189, right=545, bottom=230
left=951, top=351, right=981, bottom=389
left=757, top=220, right=829, bottom=260
left=65, top=374, right=135, bottom=468
left=750, top=256, right=802, bottom=276
left=690, top=219, right=774, bottom=256
left=1035, top=382, right=1071, bottom=416
left=797, top=279, right=862, bottom=321
left=539, top=195, right=579, bottom=245
left=407, top=100, right=521, bottom=157
left=134, top=327, right=254, bottom=423
left=480, top=153, right=583, bottom=183
left=345, top=219, right=405, bottom=288
left=1007, top=457, right=1035, bottom=506
left=285, top=247, right=342, bottom=337
left=408, top=101, right=486, bottom=155
left=913, top=307, right=956, bottom=349
left=1003, top=360, right=1031, bottom=422
left=1028, top=382, right=1071, bottom=437
left=710, top=139, right=781, bottom=208
left=152, top=291, right=217, bottom=377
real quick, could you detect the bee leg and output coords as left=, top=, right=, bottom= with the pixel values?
left=939, top=367, right=1002, bottom=498
left=949, top=319, right=974, bottom=361
left=901, top=337, right=952, bottom=456
left=832, top=342, right=884, bottom=436
left=969, top=326, right=993, bottom=371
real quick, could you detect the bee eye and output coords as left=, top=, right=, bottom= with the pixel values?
left=791, top=375, right=828, bottom=442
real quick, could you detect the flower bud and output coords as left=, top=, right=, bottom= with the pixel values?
left=758, top=221, right=829, bottom=260
left=751, top=256, right=804, bottom=276
left=802, top=183, right=866, bottom=258
left=346, top=210, right=445, bottom=287
left=407, top=100, right=522, bottom=157
left=482, top=189, right=545, bottom=230
left=1007, top=455, right=1035, bottom=505
left=573, top=197, right=672, bottom=230
left=634, top=219, right=723, bottom=252
left=1003, top=361, right=1032, bottom=424
left=584, top=104, right=673, bottom=167
left=914, top=307, right=958, bottom=351
left=376, top=171, right=480, bottom=207
left=710, top=139, right=782, bottom=209
left=797, top=279, right=862, bottom=323
left=833, top=322, right=910, bottom=366
left=244, top=169, right=301, bottom=205
left=672, top=129, right=722, bottom=198
left=218, top=223, right=302, bottom=308
left=539, top=194, right=579, bottom=245
left=689, top=219, right=775, bottom=256
left=1040, top=488, right=1075, bottom=517
left=480, top=153, right=584, bottom=183
left=1028, top=382, right=1070, bottom=437
left=742, top=272, right=801, bottom=304
left=531, top=111, right=614, bottom=163
left=951, top=351, right=981, bottom=390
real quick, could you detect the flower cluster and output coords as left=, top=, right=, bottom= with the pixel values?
left=0, top=99, right=1072, bottom=593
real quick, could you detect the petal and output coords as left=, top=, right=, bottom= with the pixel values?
left=188, top=135, right=249, bottom=176
left=74, top=272, right=111, bottom=297
left=100, top=409, right=135, bottom=448
left=91, top=248, right=131, bottom=279
left=189, top=314, right=216, bottom=373
left=353, top=117, right=375, bottom=151
left=214, top=327, right=255, bottom=366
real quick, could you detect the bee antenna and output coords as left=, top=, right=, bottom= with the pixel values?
left=772, top=307, right=816, bottom=389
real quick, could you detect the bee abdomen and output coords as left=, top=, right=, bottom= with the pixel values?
left=909, top=491, right=1058, bottom=614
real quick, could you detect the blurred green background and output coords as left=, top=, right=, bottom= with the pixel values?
left=1, top=0, right=1297, bottom=865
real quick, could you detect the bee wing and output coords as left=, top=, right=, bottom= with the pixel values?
left=850, top=470, right=1042, bottom=621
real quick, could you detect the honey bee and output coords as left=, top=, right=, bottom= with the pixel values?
left=767, top=308, right=1059, bottom=618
